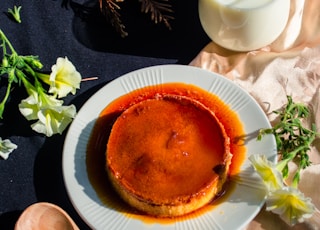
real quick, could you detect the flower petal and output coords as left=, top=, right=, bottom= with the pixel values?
left=266, top=186, right=315, bottom=226
left=249, top=154, right=284, bottom=191
left=49, top=57, right=81, bottom=98
left=32, top=104, right=76, bottom=137
left=0, top=137, right=18, bottom=160
left=18, top=95, right=40, bottom=120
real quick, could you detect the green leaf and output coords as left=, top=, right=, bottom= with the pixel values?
left=7, top=6, right=22, bottom=23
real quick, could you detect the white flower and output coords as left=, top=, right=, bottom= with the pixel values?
left=266, top=186, right=315, bottom=226
left=250, top=154, right=316, bottom=226
left=0, top=137, right=17, bottom=160
left=48, top=57, right=81, bottom=98
left=31, top=103, right=76, bottom=137
left=249, top=154, right=284, bottom=191
left=19, top=91, right=76, bottom=137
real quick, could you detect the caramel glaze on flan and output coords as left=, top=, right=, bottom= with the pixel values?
left=106, top=94, right=232, bottom=217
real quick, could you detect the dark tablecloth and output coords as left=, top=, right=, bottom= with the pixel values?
left=0, top=0, right=210, bottom=229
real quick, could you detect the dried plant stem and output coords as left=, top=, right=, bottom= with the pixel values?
left=99, top=0, right=174, bottom=37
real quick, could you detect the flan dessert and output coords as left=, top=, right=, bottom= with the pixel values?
left=106, top=94, right=232, bottom=217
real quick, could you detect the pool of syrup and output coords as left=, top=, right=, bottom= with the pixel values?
left=86, top=82, right=246, bottom=224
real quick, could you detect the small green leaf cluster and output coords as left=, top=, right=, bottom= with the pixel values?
left=7, top=5, right=22, bottom=23
left=0, top=30, right=43, bottom=118
left=258, top=95, right=318, bottom=187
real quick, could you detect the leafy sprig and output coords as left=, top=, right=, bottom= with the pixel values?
left=0, top=5, right=83, bottom=160
left=0, top=29, right=42, bottom=118
left=7, top=5, right=22, bottom=23
left=0, top=29, right=81, bottom=139
left=251, top=96, right=317, bottom=224
left=257, top=95, right=318, bottom=187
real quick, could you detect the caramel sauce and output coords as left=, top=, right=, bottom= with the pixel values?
left=86, top=82, right=246, bottom=224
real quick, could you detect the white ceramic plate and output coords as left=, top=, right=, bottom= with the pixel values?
left=63, top=64, right=277, bottom=230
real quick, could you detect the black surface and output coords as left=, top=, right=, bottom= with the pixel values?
left=0, top=0, right=210, bottom=229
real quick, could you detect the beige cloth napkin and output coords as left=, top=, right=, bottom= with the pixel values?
left=190, top=0, right=320, bottom=229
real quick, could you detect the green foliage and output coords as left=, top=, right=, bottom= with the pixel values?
left=258, top=96, right=318, bottom=187
left=7, top=5, right=22, bottom=23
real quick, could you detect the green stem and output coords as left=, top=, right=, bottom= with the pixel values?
left=291, top=169, right=301, bottom=189
left=0, top=29, right=17, bottom=55
left=276, top=144, right=307, bottom=172
left=16, top=70, right=36, bottom=96
left=0, top=79, right=13, bottom=119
